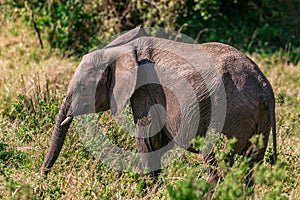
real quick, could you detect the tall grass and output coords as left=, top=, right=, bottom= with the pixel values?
left=0, top=21, right=299, bottom=199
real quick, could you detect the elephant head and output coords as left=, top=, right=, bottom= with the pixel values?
left=42, top=27, right=148, bottom=171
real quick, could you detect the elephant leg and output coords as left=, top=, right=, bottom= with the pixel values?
left=136, top=136, right=163, bottom=176
left=136, top=132, right=173, bottom=176
left=204, top=147, right=235, bottom=183
left=242, top=109, right=271, bottom=186
left=135, top=116, right=173, bottom=176
left=243, top=139, right=269, bottom=187
left=243, top=145, right=265, bottom=187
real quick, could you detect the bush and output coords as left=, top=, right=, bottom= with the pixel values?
left=167, top=135, right=291, bottom=199
left=1, top=0, right=299, bottom=61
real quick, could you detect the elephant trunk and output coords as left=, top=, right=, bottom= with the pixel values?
left=42, top=96, right=73, bottom=173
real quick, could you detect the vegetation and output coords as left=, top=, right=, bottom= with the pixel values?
left=1, top=1, right=300, bottom=199
left=1, top=0, right=300, bottom=61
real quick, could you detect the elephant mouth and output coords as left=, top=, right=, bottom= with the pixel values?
left=61, top=116, right=73, bottom=126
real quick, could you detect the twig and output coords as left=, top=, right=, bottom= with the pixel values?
left=195, top=28, right=209, bottom=43
left=247, top=27, right=258, bottom=52
left=29, top=5, right=44, bottom=49
left=178, top=23, right=188, bottom=33
left=12, top=186, right=21, bottom=196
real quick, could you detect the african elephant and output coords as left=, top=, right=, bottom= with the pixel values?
left=42, top=27, right=277, bottom=184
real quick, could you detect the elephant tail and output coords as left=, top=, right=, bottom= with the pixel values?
left=269, top=99, right=277, bottom=164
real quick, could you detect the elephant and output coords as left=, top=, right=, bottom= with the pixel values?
left=42, top=26, right=277, bottom=185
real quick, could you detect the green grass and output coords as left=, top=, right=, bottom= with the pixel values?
left=0, top=21, right=299, bottom=199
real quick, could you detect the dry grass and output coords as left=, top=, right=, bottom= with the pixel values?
left=0, top=21, right=76, bottom=97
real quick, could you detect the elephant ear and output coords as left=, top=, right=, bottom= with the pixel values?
left=110, top=50, right=138, bottom=115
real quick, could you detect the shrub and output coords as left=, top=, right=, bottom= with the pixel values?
left=1, top=0, right=299, bottom=61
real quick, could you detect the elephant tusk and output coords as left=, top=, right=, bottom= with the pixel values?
left=61, top=116, right=73, bottom=126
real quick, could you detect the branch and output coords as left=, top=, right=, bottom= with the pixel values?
left=29, top=5, right=44, bottom=49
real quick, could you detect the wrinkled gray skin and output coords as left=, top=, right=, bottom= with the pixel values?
left=42, top=27, right=276, bottom=185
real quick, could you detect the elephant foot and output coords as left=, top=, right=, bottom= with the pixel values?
left=137, top=159, right=162, bottom=175
left=40, top=167, right=51, bottom=178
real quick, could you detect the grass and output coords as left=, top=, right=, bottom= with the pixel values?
left=0, top=20, right=299, bottom=199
